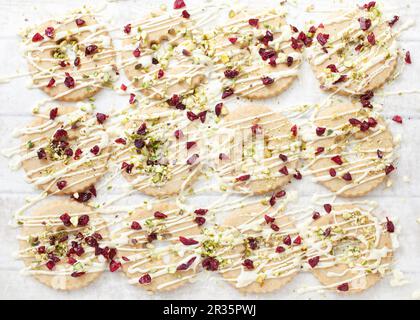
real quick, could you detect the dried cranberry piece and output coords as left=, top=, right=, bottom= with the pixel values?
left=123, top=23, right=131, bottom=34
left=316, top=33, right=329, bottom=46
left=368, top=117, right=377, bottom=128
left=349, top=118, right=362, bottom=126
left=326, top=64, right=338, bottom=73
left=57, top=180, right=67, bottom=190
left=236, top=174, right=250, bottom=182
left=132, top=48, right=141, bottom=58
left=362, top=1, right=376, bottom=10
left=181, top=10, right=190, bottom=18
left=323, top=227, right=332, bottom=237
left=385, top=164, right=395, bottom=175
left=386, top=217, right=395, bottom=233
left=198, top=111, right=207, bottom=123
left=44, top=27, right=54, bottom=38
left=134, top=139, right=145, bottom=149
left=290, top=124, right=298, bottom=137
left=279, top=166, right=289, bottom=175
left=153, top=211, right=167, bottom=219
left=333, top=74, right=348, bottom=84
left=37, top=148, right=47, bottom=160
left=264, top=215, right=275, bottom=224
left=293, top=235, right=302, bottom=245
left=358, top=17, right=372, bottom=31
left=182, top=49, right=191, bottom=56
left=337, top=283, right=349, bottom=292
left=75, top=18, right=86, bottom=26
left=37, top=246, right=46, bottom=254
left=174, top=130, right=184, bottom=140
left=228, top=37, right=237, bottom=44
left=388, top=16, right=399, bottom=27
left=186, top=154, right=199, bottom=165
left=32, top=32, right=44, bottom=42
left=405, top=51, right=412, bottom=64
left=173, top=0, right=186, bottom=9
left=136, top=122, right=147, bottom=135
left=179, top=236, right=199, bottom=245
left=312, top=211, right=321, bottom=220
left=261, top=76, right=274, bottom=85
left=279, top=154, right=288, bottom=162
left=139, top=273, right=152, bottom=284
left=85, top=44, right=98, bottom=56
left=293, top=170, right=302, bottom=180
left=316, top=127, right=326, bottom=136
left=78, top=215, right=90, bottom=226
left=96, top=113, right=108, bottom=124
left=247, top=238, right=258, bottom=250
left=271, top=223, right=279, bottom=232
left=308, top=256, right=320, bottom=268
left=187, top=111, right=198, bottom=121
left=248, top=18, right=259, bottom=28
left=177, top=257, right=197, bottom=271
left=276, top=246, right=285, bottom=253
left=286, top=56, right=294, bottom=67
left=121, top=162, right=134, bottom=174
left=215, top=103, right=223, bottom=117
left=242, top=259, right=254, bottom=270
left=120, top=84, right=127, bottom=91
left=64, top=72, right=75, bottom=88
left=342, top=172, right=352, bottom=181
left=115, top=138, right=126, bottom=145
left=392, top=115, right=403, bottom=124
left=290, top=37, right=302, bottom=50
left=74, top=148, right=83, bottom=160
left=131, top=221, right=141, bottom=230
left=377, top=149, right=384, bottom=159
left=269, top=195, right=276, bottom=207
left=46, top=261, right=55, bottom=270
left=283, top=235, right=291, bottom=246
left=260, top=30, right=274, bottom=46
left=202, top=257, right=219, bottom=271
left=53, top=129, right=68, bottom=141
left=324, top=204, right=332, bottom=213
left=222, top=88, right=234, bottom=99
left=331, top=155, right=343, bottom=165
left=109, top=260, right=122, bottom=272
left=195, top=217, right=206, bottom=226
left=129, top=93, right=136, bottom=104
left=329, top=168, right=337, bottom=177
left=315, top=147, right=324, bottom=155
left=367, top=32, right=376, bottom=45
left=47, top=77, right=56, bottom=88
left=219, top=153, right=229, bottom=160
left=85, top=236, right=98, bottom=248
left=60, top=213, right=71, bottom=227
left=157, top=69, right=165, bottom=79
left=224, top=69, right=239, bottom=79
left=251, top=124, right=262, bottom=135
left=90, top=145, right=100, bottom=155
left=186, top=141, right=197, bottom=150
left=194, top=209, right=208, bottom=216
left=73, top=192, right=92, bottom=203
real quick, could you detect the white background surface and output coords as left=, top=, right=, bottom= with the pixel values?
left=0, top=0, right=419, bottom=300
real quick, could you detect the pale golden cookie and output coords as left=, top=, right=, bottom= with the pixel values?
left=304, top=100, right=394, bottom=197
left=23, top=13, right=117, bottom=101
left=212, top=8, right=301, bottom=100
left=218, top=105, right=300, bottom=194
left=21, top=106, right=110, bottom=195
left=18, top=200, right=108, bottom=290
left=307, top=5, right=398, bottom=95
left=306, top=204, right=393, bottom=293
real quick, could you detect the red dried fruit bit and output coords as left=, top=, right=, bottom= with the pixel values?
left=177, top=257, right=197, bottom=271
left=331, top=155, right=343, bottom=165
left=333, top=74, right=348, bottom=84
left=48, top=108, right=58, bottom=120
left=182, top=49, right=191, bottom=56
left=74, top=56, right=81, bottom=67
left=392, top=115, right=403, bottom=124
left=187, top=111, right=199, bottom=121
left=385, top=164, right=395, bottom=175
left=248, top=18, right=259, bottom=28
left=137, top=123, right=147, bottom=135
left=283, top=235, right=291, bottom=246
left=276, top=246, right=285, bottom=253
left=279, top=154, right=288, bottom=162
left=349, top=118, right=362, bottom=126
left=326, top=64, right=338, bottom=73
left=68, top=257, right=77, bottom=265
left=251, top=124, right=262, bottom=135
left=324, top=204, right=332, bottom=213
left=96, top=113, right=108, bottom=124
left=276, top=190, right=286, bottom=198
left=78, top=215, right=90, bottom=226
left=139, top=273, right=152, bottom=284
left=179, top=236, right=199, bottom=245
left=46, top=77, right=56, bottom=88
left=109, top=260, right=121, bottom=272
left=64, top=73, right=75, bottom=88
left=261, top=76, right=274, bottom=85
left=195, top=216, right=206, bottom=226
left=73, top=192, right=92, bottom=203
left=75, top=18, right=86, bottom=26
left=123, top=23, right=131, bottom=34
left=291, top=124, right=298, bottom=137
left=174, top=129, right=184, bottom=140
left=129, top=93, right=136, bottom=104
left=316, top=127, right=326, bottom=136
left=173, top=0, right=186, bottom=9
left=32, top=32, right=44, bottom=42
left=368, top=117, right=377, bottom=127
left=259, top=48, right=277, bottom=61
left=114, top=138, right=127, bottom=145
left=342, top=172, right=352, bottom=181
left=219, top=153, right=229, bottom=160
left=298, top=31, right=312, bottom=47
left=264, top=215, right=275, bottom=224
left=147, top=233, right=157, bottom=243
left=312, top=211, right=321, bottom=220
left=329, top=168, right=337, bottom=177
left=337, top=283, right=349, bottom=292
left=131, top=221, right=141, bottom=230
left=157, top=69, right=165, bottom=79
left=120, top=84, right=128, bottom=92
left=74, top=148, right=83, bottom=160
left=308, top=256, right=320, bottom=268
left=122, top=256, right=130, bottom=262
left=388, top=15, right=399, bottom=27
left=57, top=180, right=67, bottom=190
left=154, top=211, right=167, bottom=219
left=194, top=209, right=208, bottom=215
left=362, top=1, right=376, bottom=10
left=198, top=111, right=207, bottom=123
left=316, top=33, right=329, bottom=46
left=323, top=227, right=332, bottom=237
left=224, top=69, right=239, bottom=79
left=367, top=32, right=376, bottom=45
left=358, top=17, right=372, bottom=31
left=222, top=88, right=234, bottom=99
left=85, top=44, right=98, bottom=56
left=286, top=56, right=294, bottom=67
left=186, top=154, right=199, bottom=165
left=215, top=103, right=223, bottom=117
left=248, top=237, right=258, bottom=250
left=186, top=141, right=196, bottom=150
left=355, top=43, right=364, bottom=52
left=236, top=174, right=250, bottom=182
left=60, top=213, right=71, bottom=226
left=293, top=170, right=302, bottom=180
left=37, top=246, right=46, bottom=254
left=182, top=10, right=190, bottom=19
left=290, top=25, right=299, bottom=33
left=386, top=217, right=395, bottom=233
left=377, top=149, right=384, bottom=159
left=293, top=235, right=302, bottom=245
left=90, top=145, right=100, bottom=155
left=132, top=48, right=141, bottom=58
left=291, top=37, right=303, bottom=50
left=242, top=259, right=254, bottom=270
left=271, top=223, right=280, bottom=232
left=228, top=37, right=237, bottom=44
left=405, top=51, right=412, bottom=64
left=308, top=25, right=317, bottom=33
left=46, top=260, right=55, bottom=270
left=202, top=257, right=219, bottom=271
left=269, top=195, right=276, bottom=207
left=315, top=147, right=324, bottom=155
left=44, top=27, right=54, bottom=38
left=260, top=30, right=274, bottom=46
left=53, top=129, right=68, bottom=141
left=279, top=166, right=289, bottom=175
left=85, top=236, right=98, bottom=247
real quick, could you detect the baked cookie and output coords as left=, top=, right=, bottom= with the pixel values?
left=217, top=199, right=302, bottom=293
left=217, top=105, right=301, bottom=194
left=121, top=8, right=208, bottom=99
left=17, top=200, right=109, bottom=290
left=114, top=107, right=204, bottom=196
left=19, top=106, right=110, bottom=195
left=302, top=100, right=395, bottom=197
left=307, top=3, right=398, bottom=95
left=22, top=10, right=117, bottom=101
left=304, top=203, right=394, bottom=293
left=212, top=8, right=301, bottom=100
left=113, top=202, right=201, bottom=292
